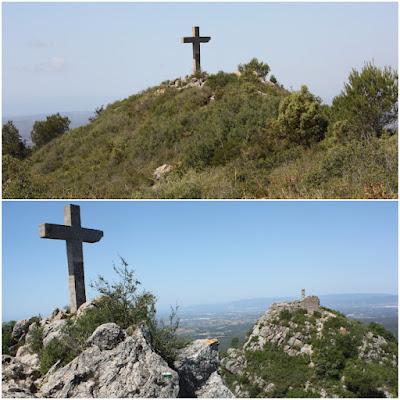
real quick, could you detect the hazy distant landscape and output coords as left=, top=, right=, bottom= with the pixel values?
left=170, top=293, right=398, bottom=352
left=2, top=111, right=95, bottom=146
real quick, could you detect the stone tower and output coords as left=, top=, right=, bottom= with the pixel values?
left=301, top=288, right=305, bottom=299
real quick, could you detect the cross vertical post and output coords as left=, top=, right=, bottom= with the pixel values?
left=181, top=26, right=211, bottom=75
left=39, top=204, right=103, bottom=313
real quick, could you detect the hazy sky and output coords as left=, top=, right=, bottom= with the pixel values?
left=2, top=2, right=398, bottom=116
left=2, top=200, right=398, bottom=321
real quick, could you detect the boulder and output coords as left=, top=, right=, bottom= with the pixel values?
left=12, top=317, right=36, bottom=341
left=86, top=322, right=124, bottom=350
left=153, top=164, right=172, bottom=181
left=174, top=338, right=233, bottom=398
left=40, top=324, right=179, bottom=398
left=15, top=345, right=40, bottom=370
left=195, top=371, right=235, bottom=398
left=42, top=319, right=67, bottom=347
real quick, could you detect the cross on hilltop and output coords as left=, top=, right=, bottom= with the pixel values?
left=39, top=204, right=103, bottom=312
left=181, top=26, right=211, bottom=74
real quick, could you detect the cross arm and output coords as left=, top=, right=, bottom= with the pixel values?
left=39, top=223, right=103, bottom=243
left=181, top=37, right=211, bottom=44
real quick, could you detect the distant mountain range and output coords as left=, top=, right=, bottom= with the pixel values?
left=2, top=111, right=95, bottom=146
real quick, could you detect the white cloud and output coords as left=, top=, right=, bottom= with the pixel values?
left=26, top=57, right=66, bottom=72
left=27, top=40, right=54, bottom=48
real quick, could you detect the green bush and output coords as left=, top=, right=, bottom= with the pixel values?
left=332, top=61, right=398, bottom=139
left=31, top=113, right=70, bottom=148
left=275, top=86, right=328, bottom=147
left=238, top=58, right=270, bottom=80
left=344, top=362, right=386, bottom=397
left=279, top=309, right=292, bottom=321
left=2, top=320, right=17, bottom=354
left=39, top=338, right=75, bottom=375
left=368, top=322, right=397, bottom=343
left=2, top=121, right=28, bottom=159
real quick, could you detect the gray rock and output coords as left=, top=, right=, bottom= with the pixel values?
left=174, top=338, right=229, bottom=397
left=12, top=317, right=36, bottom=341
left=42, top=319, right=67, bottom=347
left=221, top=348, right=245, bottom=375
left=195, top=371, right=235, bottom=398
left=2, top=354, right=41, bottom=398
left=86, top=322, right=124, bottom=350
left=40, top=324, right=179, bottom=398
left=153, top=164, right=172, bottom=181
left=15, top=345, right=40, bottom=370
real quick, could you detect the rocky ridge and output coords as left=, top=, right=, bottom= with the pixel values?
left=221, top=294, right=398, bottom=398
left=2, top=300, right=234, bottom=398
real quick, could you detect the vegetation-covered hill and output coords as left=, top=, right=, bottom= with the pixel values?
left=3, top=59, right=397, bottom=199
left=220, top=296, right=398, bottom=398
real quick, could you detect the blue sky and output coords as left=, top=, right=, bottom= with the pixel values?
left=2, top=2, right=398, bottom=116
left=2, top=200, right=398, bottom=321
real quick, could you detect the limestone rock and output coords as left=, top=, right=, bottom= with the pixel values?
left=174, top=338, right=233, bottom=397
left=75, top=296, right=104, bottom=320
left=15, top=345, right=40, bottom=370
left=195, top=371, right=235, bottom=398
left=86, top=322, right=124, bottom=350
left=42, top=319, right=67, bottom=347
left=154, top=164, right=172, bottom=181
left=40, top=324, right=179, bottom=398
left=12, top=317, right=36, bottom=341
left=2, top=354, right=41, bottom=398
left=220, top=348, right=245, bottom=375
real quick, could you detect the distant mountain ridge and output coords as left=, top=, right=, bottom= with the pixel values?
left=177, top=293, right=398, bottom=314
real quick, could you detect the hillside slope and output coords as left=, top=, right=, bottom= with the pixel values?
left=221, top=295, right=398, bottom=397
left=3, top=65, right=397, bottom=199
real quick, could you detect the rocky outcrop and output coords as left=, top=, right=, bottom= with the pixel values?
left=174, top=338, right=234, bottom=398
left=2, top=354, right=41, bottom=398
left=242, top=295, right=324, bottom=356
left=12, top=317, right=37, bottom=342
left=40, top=324, right=179, bottom=398
left=3, top=305, right=231, bottom=398
left=221, top=294, right=398, bottom=398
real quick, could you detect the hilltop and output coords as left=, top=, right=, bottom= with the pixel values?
left=3, top=59, right=398, bottom=199
left=221, top=295, right=398, bottom=397
left=2, top=300, right=233, bottom=398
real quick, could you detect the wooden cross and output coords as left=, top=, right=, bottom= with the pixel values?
left=181, top=26, right=211, bottom=74
left=39, top=204, right=103, bottom=313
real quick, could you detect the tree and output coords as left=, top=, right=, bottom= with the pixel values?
left=331, top=61, right=398, bottom=139
left=2, top=121, right=27, bottom=158
left=31, top=113, right=70, bottom=148
left=276, top=85, right=328, bottom=146
left=238, top=58, right=270, bottom=80
left=90, top=256, right=189, bottom=365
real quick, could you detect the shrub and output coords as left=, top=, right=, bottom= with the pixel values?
left=313, top=311, right=322, bottom=319
left=205, top=71, right=238, bottom=91
left=292, top=308, right=308, bottom=325
left=2, top=321, right=17, bottom=354
left=344, top=362, right=386, bottom=397
left=39, top=338, right=75, bottom=375
left=276, top=85, right=328, bottom=147
left=368, top=322, right=397, bottom=343
left=238, top=58, right=270, bottom=80
left=31, top=113, right=70, bottom=148
left=2, top=121, right=28, bottom=159
left=279, top=309, right=292, bottom=321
